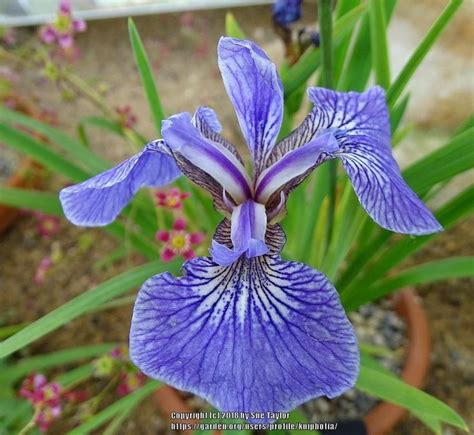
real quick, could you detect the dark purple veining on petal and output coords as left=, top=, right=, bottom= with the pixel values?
left=130, top=255, right=359, bottom=420
left=60, top=140, right=180, bottom=226
left=162, top=112, right=252, bottom=203
left=307, top=87, right=442, bottom=235
left=255, top=132, right=337, bottom=203
left=193, top=106, right=245, bottom=165
left=218, top=37, right=284, bottom=174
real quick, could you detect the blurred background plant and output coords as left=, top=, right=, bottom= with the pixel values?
left=0, top=0, right=473, bottom=434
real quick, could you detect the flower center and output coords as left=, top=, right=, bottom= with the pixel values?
left=166, top=197, right=179, bottom=207
left=55, top=14, right=71, bottom=32
left=171, top=234, right=186, bottom=250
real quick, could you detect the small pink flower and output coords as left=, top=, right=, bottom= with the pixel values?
left=33, top=257, right=52, bottom=285
left=116, top=105, right=137, bottom=129
left=38, top=0, right=86, bottom=56
left=73, top=19, right=87, bottom=33
left=39, top=26, right=57, bottom=44
left=54, top=45, right=82, bottom=63
left=154, top=187, right=190, bottom=210
left=117, top=371, right=146, bottom=396
left=20, top=373, right=47, bottom=404
left=19, top=373, right=61, bottom=407
left=59, top=0, right=71, bottom=15
left=58, top=33, right=73, bottom=49
left=155, top=218, right=205, bottom=262
left=19, top=374, right=63, bottom=432
left=37, top=214, right=61, bottom=238
left=36, top=404, right=62, bottom=432
left=109, top=345, right=128, bottom=361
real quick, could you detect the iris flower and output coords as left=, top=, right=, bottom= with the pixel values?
left=272, top=0, right=303, bottom=26
left=60, top=38, right=441, bottom=419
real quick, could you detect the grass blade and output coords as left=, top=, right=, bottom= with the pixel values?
left=0, top=261, right=180, bottom=358
left=0, top=187, right=158, bottom=259
left=357, top=365, right=468, bottom=431
left=56, top=364, right=94, bottom=388
left=386, top=0, right=463, bottom=107
left=369, top=0, right=391, bottom=88
left=0, top=107, right=109, bottom=174
left=128, top=18, right=165, bottom=134
left=390, top=93, right=410, bottom=133
left=0, top=187, right=63, bottom=215
left=225, top=12, right=246, bottom=39
left=69, top=381, right=160, bottom=434
left=0, top=344, right=115, bottom=383
left=402, top=127, right=474, bottom=196
left=340, top=186, right=474, bottom=307
left=0, top=123, right=90, bottom=182
left=347, top=256, right=474, bottom=309
left=337, top=0, right=397, bottom=91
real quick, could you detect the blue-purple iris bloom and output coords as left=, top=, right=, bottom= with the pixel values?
left=60, top=38, right=441, bottom=420
left=273, top=0, right=302, bottom=26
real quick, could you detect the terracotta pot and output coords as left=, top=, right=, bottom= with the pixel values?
left=0, top=97, right=45, bottom=235
left=364, top=289, right=431, bottom=435
left=152, top=288, right=430, bottom=435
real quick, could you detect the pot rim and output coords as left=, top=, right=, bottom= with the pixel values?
left=363, top=288, right=431, bottom=435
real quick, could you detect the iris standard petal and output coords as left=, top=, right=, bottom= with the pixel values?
left=218, top=37, right=284, bottom=174
left=255, top=131, right=338, bottom=203
left=129, top=256, right=359, bottom=420
left=193, top=106, right=244, bottom=165
left=308, top=86, right=442, bottom=235
left=211, top=200, right=269, bottom=266
left=162, top=112, right=252, bottom=204
left=59, top=141, right=180, bottom=226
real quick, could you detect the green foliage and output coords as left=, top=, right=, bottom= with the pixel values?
left=0, top=261, right=180, bottom=358
left=0, top=187, right=63, bottom=215
left=128, top=18, right=166, bottom=134
left=0, top=123, right=90, bottom=182
left=368, top=0, right=391, bottom=88
left=0, top=344, right=116, bottom=383
left=0, top=106, right=109, bottom=174
left=386, top=0, right=464, bottom=107
left=225, top=12, right=246, bottom=39
left=357, top=365, right=468, bottom=431
left=353, top=256, right=474, bottom=307
left=69, top=381, right=160, bottom=434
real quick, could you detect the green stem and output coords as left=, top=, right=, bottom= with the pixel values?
left=64, top=73, right=115, bottom=118
left=369, top=0, right=391, bottom=89
left=18, top=407, right=40, bottom=435
left=386, top=0, right=463, bottom=108
left=318, top=0, right=336, bottom=250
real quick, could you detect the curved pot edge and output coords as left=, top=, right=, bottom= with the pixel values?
left=363, top=288, right=431, bottom=435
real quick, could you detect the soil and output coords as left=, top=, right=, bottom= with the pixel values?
left=1, top=1, right=473, bottom=434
